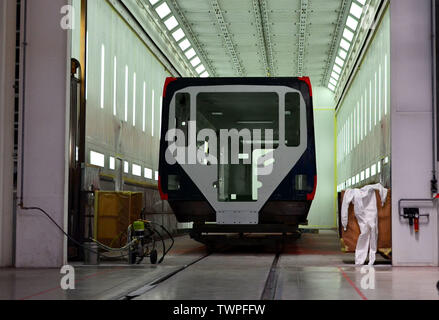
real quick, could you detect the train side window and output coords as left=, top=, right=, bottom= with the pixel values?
left=175, top=93, right=190, bottom=147
left=285, top=93, right=301, bottom=147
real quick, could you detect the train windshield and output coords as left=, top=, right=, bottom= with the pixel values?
left=196, top=92, right=280, bottom=148
left=170, top=90, right=303, bottom=202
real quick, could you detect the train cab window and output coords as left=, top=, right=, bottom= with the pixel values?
left=196, top=92, right=279, bottom=202
left=285, top=93, right=301, bottom=147
left=175, top=93, right=190, bottom=147
left=196, top=92, right=280, bottom=147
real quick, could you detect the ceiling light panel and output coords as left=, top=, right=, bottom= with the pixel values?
left=335, top=57, right=345, bottom=67
left=152, top=2, right=209, bottom=78
left=340, top=39, right=351, bottom=51
left=155, top=2, right=171, bottom=19
left=172, top=28, right=185, bottom=42
left=164, top=16, right=179, bottom=31
left=350, top=2, right=363, bottom=19
left=179, top=39, right=191, bottom=51
left=343, top=28, right=354, bottom=42
left=327, top=1, right=368, bottom=92
left=346, top=16, right=359, bottom=31
left=185, top=48, right=196, bottom=59
left=196, top=65, right=206, bottom=74
left=190, top=57, right=201, bottom=67
left=339, top=49, right=347, bottom=60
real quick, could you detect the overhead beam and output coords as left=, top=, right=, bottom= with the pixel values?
left=209, top=0, right=245, bottom=76
left=321, top=0, right=349, bottom=86
left=252, top=0, right=275, bottom=76
left=116, top=0, right=194, bottom=77
left=297, top=0, right=310, bottom=76
left=335, top=0, right=388, bottom=105
left=259, top=0, right=275, bottom=75
left=169, top=0, right=217, bottom=77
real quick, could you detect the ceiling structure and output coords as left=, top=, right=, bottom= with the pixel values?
left=166, top=0, right=348, bottom=83
left=124, top=0, right=378, bottom=91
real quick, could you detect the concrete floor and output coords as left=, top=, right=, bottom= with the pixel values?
left=0, top=231, right=438, bottom=300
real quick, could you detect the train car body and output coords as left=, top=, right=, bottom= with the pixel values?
left=159, top=77, right=317, bottom=230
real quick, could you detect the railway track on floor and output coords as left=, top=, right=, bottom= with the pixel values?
left=120, top=253, right=212, bottom=300
left=120, top=248, right=284, bottom=301
left=260, top=253, right=281, bottom=300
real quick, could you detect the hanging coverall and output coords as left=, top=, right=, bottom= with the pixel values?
left=341, top=184, right=388, bottom=265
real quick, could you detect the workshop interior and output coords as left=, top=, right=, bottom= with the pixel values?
left=0, top=0, right=438, bottom=301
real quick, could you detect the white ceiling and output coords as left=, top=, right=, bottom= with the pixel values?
left=127, top=0, right=357, bottom=87
left=162, top=0, right=352, bottom=84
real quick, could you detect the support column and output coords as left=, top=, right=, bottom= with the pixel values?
left=0, top=0, right=17, bottom=267
left=15, top=0, right=70, bottom=268
left=390, top=0, right=439, bottom=266
left=308, top=87, right=336, bottom=228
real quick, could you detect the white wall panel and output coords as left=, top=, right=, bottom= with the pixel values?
left=336, top=9, right=390, bottom=191
left=16, top=0, right=70, bottom=267
left=305, top=86, right=336, bottom=228
left=390, top=0, right=438, bottom=266
left=86, top=0, right=171, bottom=184
left=308, top=109, right=335, bottom=227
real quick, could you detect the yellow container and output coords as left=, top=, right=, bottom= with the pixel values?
left=94, top=191, right=143, bottom=248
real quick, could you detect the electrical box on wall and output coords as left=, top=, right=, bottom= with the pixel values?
left=389, top=0, right=439, bottom=267
left=395, top=200, right=439, bottom=266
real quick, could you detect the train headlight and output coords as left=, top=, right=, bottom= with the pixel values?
left=168, top=175, right=181, bottom=191
left=295, top=175, right=308, bottom=191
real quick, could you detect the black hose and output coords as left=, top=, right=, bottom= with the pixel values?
left=20, top=206, right=100, bottom=256
left=160, top=225, right=175, bottom=257
left=19, top=207, right=174, bottom=263
left=20, top=206, right=130, bottom=259
left=150, top=222, right=175, bottom=262
left=151, top=227, right=167, bottom=264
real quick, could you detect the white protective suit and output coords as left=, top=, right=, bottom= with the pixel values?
left=341, top=184, right=388, bottom=265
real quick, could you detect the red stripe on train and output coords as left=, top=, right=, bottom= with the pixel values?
left=307, top=176, right=317, bottom=201
left=298, top=76, right=313, bottom=97
left=163, top=77, right=178, bottom=98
